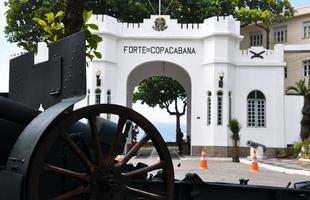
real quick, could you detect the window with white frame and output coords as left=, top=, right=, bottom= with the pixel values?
left=247, top=90, right=266, bottom=127
left=303, top=21, right=310, bottom=38
left=250, top=31, right=263, bottom=46
left=303, top=60, right=310, bottom=77
left=217, top=91, right=223, bottom=126
left=273, top=26, right=287, bottom=43
left=207, top=91, right=211, bottom=125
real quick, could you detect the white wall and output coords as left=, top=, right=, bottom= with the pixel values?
left=88, top=14, right=288, bottom=149
left=234, top=66, right=285, bottom=148
left=1, top=14, right=301, bottom=151
left=284, top=95, right=303, bottom=145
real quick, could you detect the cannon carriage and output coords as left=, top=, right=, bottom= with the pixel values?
left=0, top=32, right=174, bottom=200
left=0, top=32, right=309, bottom=200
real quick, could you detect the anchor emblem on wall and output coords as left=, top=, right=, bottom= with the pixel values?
left=153, top=17, right=168, bottom=32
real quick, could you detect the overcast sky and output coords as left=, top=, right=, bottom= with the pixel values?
left=0, top=0, right=308, bottom=123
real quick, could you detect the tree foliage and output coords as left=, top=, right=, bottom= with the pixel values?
left=82, top=10, right=103, bottom=60
left=4, top=0, right=239, bottom=51
left=234, top=0, right=295, bottom=49
left=228, top=119, right=241, bottom=144
left=87, top=0, right=237, bottom=23
left=4, top=0, right=64, bottom=51
left=286, top=79, right=308, bottom=95
left=32, top=9, right=102, bottom=61
left=228, top=118, right=241, bottom=162
left=4, top=0, right=296, bottom=51
left=32, top=11, right=65, bottom=43
left=133, top=76, right=186, bottom=148
left=133, top=76, right=186, bottom=111
left=286, top=78, right=310, bottom=140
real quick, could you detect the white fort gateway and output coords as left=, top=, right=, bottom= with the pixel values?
left=77, top=14, right=302, bottom=156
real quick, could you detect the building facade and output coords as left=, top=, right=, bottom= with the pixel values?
left=240, top=5, right=310, bottom=89
left=78, top=14, right=302, bottom=156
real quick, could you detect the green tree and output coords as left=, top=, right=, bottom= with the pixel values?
left=234, top=0, right=295, bottom=49
left=4, top=0, right=87, bottom=51
left=286, top=78, right=310, bottom=140
left=132, top=76, right=186, bottom=153
left=286, top=79, right=308, bottom=95
left=4, top=0, right=64, bottom=51
left=32, top=11, right=65, bottom=43
left=88, top=0, right=237, bottom=23
left=5, top=0, right=238, bottom=51
left=32, top=10, right=102, bottom=61
left=228, top=119, right=241, bottom=162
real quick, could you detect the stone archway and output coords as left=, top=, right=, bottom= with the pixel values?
left=126, top=61, right=192, bottom=143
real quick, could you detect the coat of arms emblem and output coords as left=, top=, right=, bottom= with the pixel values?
left=153, top=17, right=168, bottom=32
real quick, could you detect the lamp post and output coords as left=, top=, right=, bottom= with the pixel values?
left=95, top=69, right=101, bottom=104
left=95, top=69, right=101, bottom=87
left=107, top=89, right=111, bottom=120
left=219, top=71, right=224, bottom=88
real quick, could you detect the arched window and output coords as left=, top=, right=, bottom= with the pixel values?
left=228, top=91, right=232, bottom=121
left=207, top=91, right=212, bottom=125
left=247, top=90, right=266, bottom=127
left=217, top=91, right=223, bottom=126
left=95, top=88, right=101, bottom=104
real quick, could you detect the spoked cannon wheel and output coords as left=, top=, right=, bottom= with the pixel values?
left=26, top=104, right=174, bottom=200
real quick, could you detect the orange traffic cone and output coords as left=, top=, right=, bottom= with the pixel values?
left=250, top=150, right=259, bottom=172
left=199, top=147, right=208, bottom=169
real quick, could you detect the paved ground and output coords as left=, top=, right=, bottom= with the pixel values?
left=132, top=149, right=310, bottom=188
left=258, top=158, right=310, bottom=171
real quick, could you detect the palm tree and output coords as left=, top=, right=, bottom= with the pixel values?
left=286, top=79, right=307, bottom=95
left=286, top=78, right=310, bottom=141
left=228, top=119, right=241, bottom=162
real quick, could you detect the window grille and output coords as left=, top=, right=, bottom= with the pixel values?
left=250, top=31, right=263, bottom=46
left=303, top=60, right=310, bottom=77
left=273, top=26, right=287, bottom=43
left=217, top=91, right=223, bottom=126
left=228, top=91, right=232, bottom=121
left=207, top=91, right=211, bottom=125
left=303, top=21, right=310, bottom=38
left=95, top=88, right=101, bottom=104
left=247, top=90, right=266, bottom=127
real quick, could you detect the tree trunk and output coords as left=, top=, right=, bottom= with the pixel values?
left=64, top=0, right=84, bottom=36
left=232, top=141, right=240, bottom=162
left=176, top=114, right=183, bottom=154
left=301, top=76, right=310, bottom=140
left=266, top=29, right=270, bottom=49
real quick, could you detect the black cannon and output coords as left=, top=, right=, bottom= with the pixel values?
left=0, top=32, right=174, bottom=200
left=246, top=140, right=267, bottom=152
left=0, top=31, right=309, bottom=200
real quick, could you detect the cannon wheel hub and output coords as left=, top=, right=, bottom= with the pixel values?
left=90, top=165, right=125, bottom=198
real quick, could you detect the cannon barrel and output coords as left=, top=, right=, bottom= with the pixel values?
left=0, top=97, right=40, bottom=166
left=246, top=140, right=267, bottom=152
left=0, top=96, right=128, bottom=167
left=0, top=96, right=40, bottom=127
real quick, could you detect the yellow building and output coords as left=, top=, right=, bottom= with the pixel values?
left=240, top=5, right=310, bottom=89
